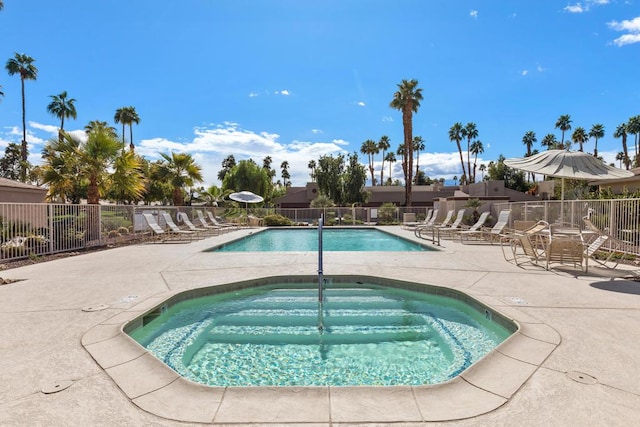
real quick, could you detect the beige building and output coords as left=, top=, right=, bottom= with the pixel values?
left=0, top=178, right=47, bottom=203
left=590, top=167, right=640, bottom=194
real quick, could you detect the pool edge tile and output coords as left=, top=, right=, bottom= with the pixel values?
left=330, top=386, right=423, bottom=423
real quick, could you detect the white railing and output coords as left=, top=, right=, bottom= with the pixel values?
left=2, top=200, right=639, bottom=262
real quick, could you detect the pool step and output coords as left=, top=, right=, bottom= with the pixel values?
left=214, top=313, right=428, bottom=328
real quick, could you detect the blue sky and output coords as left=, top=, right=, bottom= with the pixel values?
left=1, top=0, right=639, bottom=187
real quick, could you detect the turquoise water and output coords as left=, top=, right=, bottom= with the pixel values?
left=129, top=282, right=512, bottom=386
left=211, top=228, right=429, bottom=252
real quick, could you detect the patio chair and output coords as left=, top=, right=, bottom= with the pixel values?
left=141, top=213, right=192, bottom=243
left=403, top=209, right=433, bottom=229
left=176, top=212, right=214, bottom=234
left=161, top=212, right=202, bottom=240
left=435, top=209, right=467, bottom=239
left=581, top=216, right=626, bottom=268
left=195, top=210, right=224, bottom=233
left=415, top=209, right=452, bottom=239
left=206, top=211, right=238, bottom=230
left=441, top=210, right=490, bottom=240
left=501, top=220, right=550, bottom=263
left=460, top=209, right=510, bottom=244
left=545, top=238, right=588, bottom=272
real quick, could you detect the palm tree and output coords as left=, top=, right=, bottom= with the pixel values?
left=47, top=91, right=77, bottom=141
left=307, top=159, right=317, bottom=182
left=5, top=52, right=38, bottom=177
left=448, top=122, right=466, bottom=182
left=80, top=128, right=122, bottom=204
left=571, top=127, right=588, bottom=152
left=360, top=139, right=379, bottom=185
left=412, top=136, right=425, bottom=184
left=0, top=1, right=4, bottom=10
left=109, top=151, right=146, bottom=203
left=522, top=131, right=537, bottom=182
left=114, top=106, right=141, bottom=152
left=470, top=140, right=484, bottom=183
left=555, top=114, right=572, bottom=147
left=197, top=185, right=232, bottom=206
left=589, top=124, right=605, bottom=158
left=280, top=160, right=291, bottom=187
left=155, top=152, right=204, bottom=206
left=390, top=79, right=423, bottom=206
left=85, top=120, right=118, bottom=138
left=378, top=135, right=390, bottom=186
left=627, top=115, right=640, bottom=167
left=453, top=175, right=458, bottom=186
left=384, top=151, right=396, bottom=185
left=40, top=132, right=84, bottom=203
left=479, top=163, right=487, bottom=180
left=541, top=133, right=558, bottom=150
left=613, top=123, right=630, bottom=170
left=615, top=151, right=625, bottom=168
left=461, top=122, right=478, bottom=181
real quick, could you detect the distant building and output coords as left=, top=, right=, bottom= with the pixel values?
left=589, top=167, right=640, bottom=194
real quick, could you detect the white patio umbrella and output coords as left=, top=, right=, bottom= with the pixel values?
left=229, top=191, right=264, bottom=217
left=504, top=150, right=634, bottom=219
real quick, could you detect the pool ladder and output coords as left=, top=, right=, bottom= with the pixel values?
left=318, top=215, right=324, bottom=331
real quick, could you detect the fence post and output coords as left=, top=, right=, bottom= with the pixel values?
left=48, top=204, right=54, bottom=255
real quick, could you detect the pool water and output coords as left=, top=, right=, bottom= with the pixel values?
left=129, top=282, right=513, bottom=386
left=211, top=228, right=430, bottom=252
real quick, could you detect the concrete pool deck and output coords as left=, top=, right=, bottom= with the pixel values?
left=1, top=226, right=640, bottom=425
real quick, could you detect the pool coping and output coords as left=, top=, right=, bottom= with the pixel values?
left=81, top=276, right=560, bottom=424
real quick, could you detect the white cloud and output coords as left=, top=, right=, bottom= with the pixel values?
left=276, top=90, right=291, bottom=96
left=248, top=92, right=259, bottom=97
left=608, top=16, right=640, bottom=46
left=332, top=139, right=350, bottom=146
left=29, top=121, right=58, bottom=135
left=470, top=10, right=478, bottom=19
left=521, top=70, right=529, bottom=76
left=382, top=116, right=394, bottom=122
left=537, top=64, right=546, bottom=72
left=565, top=0, right=610, bottom=13
left=356, top=101, right=366, bottom=107
left=137, top=122, right=347, bottom=186
left=311, top=129, right=322, bottom=134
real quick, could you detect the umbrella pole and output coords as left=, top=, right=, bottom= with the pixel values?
left=560, top=178, right=565, bottom=224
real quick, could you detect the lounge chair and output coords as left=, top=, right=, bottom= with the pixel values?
left=206, top=211, right=238, bottom=230
left=248, top=215, right=264, bottom=227
left=415, top=209, right=452, bottom=239
left=403, top=209, right=433, bottom=229
left=142, top=213, right=192, bottom=243
left=460, top=209, right=511, bottom=244
left=435, top=209, right=467, bottom=239
left=161, top=212, right=202, bottom=240
left=195, top=210, right=224, bottom=233
left=176, top=212, right=212, bottom=234
left=581, top=216, right=626, bottom=268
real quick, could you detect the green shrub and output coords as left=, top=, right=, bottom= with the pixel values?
left=263, top=214, right=293, bottom=226
left=378, top=203, right=397, bottom=224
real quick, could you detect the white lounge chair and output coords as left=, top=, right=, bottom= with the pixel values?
left=443, top=211, right=491, bottom=240
left=460, top=209, right=511, bottom=244
left=161, top=212, right=202, bottom=240
left=403, top=209, right=433, bottom=229
left=415, top=209, right=451, bottom=239
left=176, top=212, right=212, bottom=234
left=206, top=211, right=238, bottom=230
left=435, top=209, right=467, bottom=239
left=142, top=213, right=192, bottom=243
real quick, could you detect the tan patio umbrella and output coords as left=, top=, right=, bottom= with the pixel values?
left=229, top=191, right=264, bottom=218
left=504, top=150, right=634, bottom=220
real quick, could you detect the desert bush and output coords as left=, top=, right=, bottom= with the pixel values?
left=263, top=214, right=293, bottom=226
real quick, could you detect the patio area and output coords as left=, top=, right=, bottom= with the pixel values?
left=1, top=226, right=639, bottom=426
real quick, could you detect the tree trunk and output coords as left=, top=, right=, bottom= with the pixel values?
left=404, top=106, right=413, bottom=206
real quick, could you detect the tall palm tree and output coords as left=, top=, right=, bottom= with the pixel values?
left=109, top=151, right=146, bottom=203
left=615, top=151, right=625, bottom=168
left=627, top=115, right=640, bottom=167
left=384, top=151, right=396, bottom=185
left=390, top=79, right=423, bottom=206
left=40, top=132, right=84, bottom=203
left=448, top=122, right=466, bottom=182
left=478, top=163, right=486, bottom=181
left=196, top=185, right=232, bottom=207
left=155, top=152, right=204, bottom=206
left=461, top=122, right=478, bottom=181
left=470, top=140, right=484, bottom=183
left=0, top=1, right=4, bottom=10
left=522, top=130, right=537, bottom=182
left=589, top=124, right=605, bottom=158
left=5, top=52, right=38, bottom=177
left=571, top=127, right=588, bottom=152
left=307, top=159, right=317, bottom=182
left=412, top=136, right=425, bottom=184
left=114, top=106, right=140, bottom=152
left=377, top=135, right=390, bottom=186
left=360, top=139, right=379, bottom=185
left=280, top=160, right=291, bottom=187
left=554, top=114, right=572, bottom=147
left=541, top=133, right=558, bottom=150
left=613, top=123, right=630, bottom=170
left=47, top=91, right=77, bottom=141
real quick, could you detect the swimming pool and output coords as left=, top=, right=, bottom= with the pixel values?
left=127, top=277, right=515, bottom=387
left=210, top=228, right=431, bottom=252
